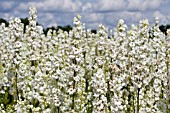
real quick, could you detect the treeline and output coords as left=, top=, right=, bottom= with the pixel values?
left=0, top=18, right=97, bottom=35
left=0, top=18, right=73, bottom=35
left=0, top=18, right=169, bottom=35
left=159, top=24, right=170, bottom=35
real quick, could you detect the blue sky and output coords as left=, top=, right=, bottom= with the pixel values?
left=0, top=0, right=170, bottom=29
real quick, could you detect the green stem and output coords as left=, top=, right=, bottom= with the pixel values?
left=137, top=88, right=140, bottom=113
left=106, top=80, right=111, bottom=112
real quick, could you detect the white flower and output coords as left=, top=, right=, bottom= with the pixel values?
left=43, top=108, right=51, bottom=113
left=68, top=87, right=76, bottom=95
left=130, top=86, right=135, bottom=92
left=73, top=76, right=80, bottom=82
left=167, top=29, right=170, bottom=36
left=0, top=90, right=5, bottom=94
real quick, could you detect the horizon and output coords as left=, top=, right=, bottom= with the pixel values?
left=0, top=0, right=170, bottom=29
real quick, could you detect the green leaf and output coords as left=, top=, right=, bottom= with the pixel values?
left=0, top=61, right=3, bottom=74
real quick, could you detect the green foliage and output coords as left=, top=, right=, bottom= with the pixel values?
left=0, top=61, right=3, bottom=75
left=0, top=87, right=14, bottom=108
left=0, top=18, right=9, bottom=26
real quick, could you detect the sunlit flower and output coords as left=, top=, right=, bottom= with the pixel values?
left=0, top=6, right=169, bottom=113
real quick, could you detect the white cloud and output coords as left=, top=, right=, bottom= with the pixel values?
left=15, top=0, right=83, bottom=13
left=15, top=3, right=30, bottom=13
left=0, top=1, right=16, bottom=11
left=153, top=11, right=165, bottom=19
left=13, top=0, right=83, bottom=27
left=0, top=0, right=169, bottom=29
left=82, top=2, right=93, bottom=12
left=34, top=0, right=82, bottom=12
left=101, top=11, right=149, bottom=30
left=38, top=13, right=57, bottom=27
left=83, top=13, right=104, bottom=23
left=86, top=22, right=101, bottom=29
left=93, top=0, right=127, bottom=12
left=153, top=11, right=170, bottom=25
left=127, top=0, right=165, bottom=11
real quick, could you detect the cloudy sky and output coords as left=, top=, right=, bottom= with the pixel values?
left=0, top=0, right=170, bottom=29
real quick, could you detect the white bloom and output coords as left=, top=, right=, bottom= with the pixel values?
left=68, top=87, right=76, bottom=95
left=167, top=29, right=170, bottom=36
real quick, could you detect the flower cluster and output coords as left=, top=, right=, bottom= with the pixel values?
left=0, top=6, right=169, bottom=113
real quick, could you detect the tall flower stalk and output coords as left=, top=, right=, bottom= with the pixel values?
left=0, top=6, right=169, bottom=113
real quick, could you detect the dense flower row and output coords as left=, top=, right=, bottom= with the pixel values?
left=0, top=6, right=170, bottom=113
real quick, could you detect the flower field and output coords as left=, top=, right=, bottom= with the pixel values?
left=0, top=6, right=170, bottom=113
